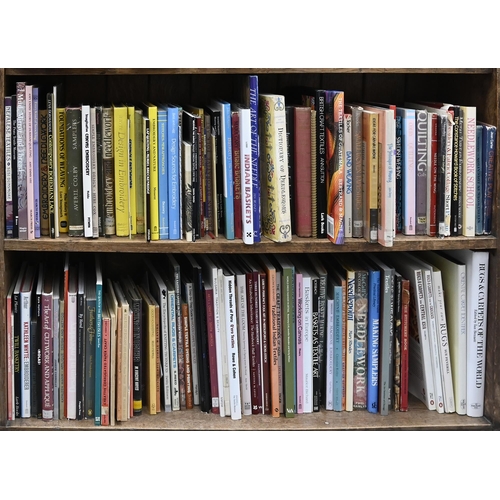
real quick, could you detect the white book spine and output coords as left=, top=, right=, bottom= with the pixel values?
left=225, top=275, right=242, bottom=420
left=236, top=273, right=252, bottom=415
left=81, top=104, right=93, bottom=237
left=90, top=107, right=99, bottom=238
left=432, top=270, right=455, bottom=413
left=343, top=113, right=353, bottom=238
left=422, top=269, right=444, bottom=413
left=212, top=267, right=225, bottom=417
left=218, top=268, right=230, bottom=416
left=403, top=111, right=416, bottom=235
left=302, top=275, right=313, bottom=413
left=239, top=107, right=253, bottom=244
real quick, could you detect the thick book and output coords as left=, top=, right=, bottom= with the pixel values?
left=65, top=107, right=84, bottom=236
left=126, top=105, right=137, bottom=236
left=166, top=277, right=181, bottom=411
left=343, top=112, right=353, bottom=238
left=293, top=106, right=312, bottom=237
left=66, top=265, right=78, bottom=419
left=285, top=106, right=295, bottom=236
left=415, top=108, right=428, bottom=235
left=105, top=280, right=118, bottom=425
left=56, top=105, right=68, bottom=235
left=478, top=121, right=496, bottom=235
left=76, top=262, right=86, bottom=420
left=447, top=249, right=489, bottom=417
left=231, top=109, right=242, bottom=240
left=134, top=108, right=145, bottom=235
left=181, top=301, right=193, bottom=409
left=39, top=103, right=49, bottom=237
left=5, top=96, right=14, bottom=238
left=181, top=140, right=193, bottom=241
left=113, top=104, right=130, bottom=237
left=17, top=82, right=28, bottom=240
left=325, top=89, right=345, bottom=245
left=460, top=105, right=476, bottom=236
left=259, top=94, right=292, bottom=243
left=41, top=265, right=55, bottom=420
left=33, top=87, right=41, bottom=238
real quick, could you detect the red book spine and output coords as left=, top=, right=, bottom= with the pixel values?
left=41, top=291, right=54, bottom=420
left=400, top=277, right=410, bottom=411
left=232, top=111, right=242, bottom=239
left=101, top=314, right=110, bottom=426
left=294, top=107, right=312, bottom=237
left=259, top=272, right=271, bottom=414
left=247, top=271, right=263, bottom=414
left=204, top=286, right=219, bottom=414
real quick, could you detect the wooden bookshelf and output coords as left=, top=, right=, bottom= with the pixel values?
left=1, top=68, right=499, bottom=430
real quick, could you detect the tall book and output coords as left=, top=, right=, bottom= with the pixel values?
left=210, top=99, right=235, bottom=240
left=362, top=109, right=379, bottom=243
left=479, top=121, right=496, bottom=235
left=94, top=256, right=103, bottom=425
left=102, top=106, right=116, bottom=236
left=181, top=301, right=193, bottom=409
left=56, top=104, right=68, bottom=235
left=113, top=104, right=130, bottom=237
left=273, top=254, right=295, bottom=417
left=66, top=265, right=78, bottom=419
left=134, top=108, right=145, bottom=235
left=16, top=82, right=29, bottom=240
left=446, top=249, right=489, bottom=417
left=76, top=262, right=86, bottom=420
left=84, top=273, right=96, bottom=420
left=41, top=265, right=54, bottom=420
left=26, top=84, right=35, bottom=240
left=293, top=106, right=312, bottom=237
left=399, top=274, right=410, bottom=412
left=167, top=104, right=181, bottom=240
left=5, top=96, right=14, bottom=238
left=259, top=94, right=292, bottom=243
left=126, top=105, right=137, bottom=236
left=231, top=109, right=242, bottom=240
left=203, top=281, right=219, bottom=414
left=81, top=104, right=94, bottom=238
left=460, top=105, right=476, bottom=236
left=95, top=105, right=105, bottom=236
left=414, top=108, right=428, bottom=235
left=325, top=89, right=345, bottom=245
left=101, top=300, right=111, bottom=424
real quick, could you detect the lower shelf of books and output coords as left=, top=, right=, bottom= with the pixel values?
left=3, top=396, right=493, bottom=431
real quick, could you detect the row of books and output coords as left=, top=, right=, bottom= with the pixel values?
left=5, top=248, right=489, bottom=423
left=6, top=79, right=495, bottom=246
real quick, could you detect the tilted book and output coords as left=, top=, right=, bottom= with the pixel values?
left=259, top=94, right=292, bottom=243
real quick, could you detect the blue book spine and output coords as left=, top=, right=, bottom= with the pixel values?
left=158, top=108, right=169, bottom=239
left=483, top=124, right=496, bottom=235
left=94, top=277, right=103, bottom=425
left=168, top=106, right=180, bottom=239
left=475, top=124, right=483, bottom=235
left=33, top=87, right=40, bottom=238
left=367, top=267, right=380, bottom=413
left=333, top=283, right=343, bottom=411
left=248, top=75, right=261, bottom=242
left=221, top=101, right=234, bottom=240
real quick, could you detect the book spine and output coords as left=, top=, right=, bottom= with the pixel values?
left=402, top=111, right=416, bottom=235
left=353, top=270, right=368, bottom=410
left=168, top=290, right=180, bottom=411
left=126, top=106, right=136, bottom=236
left=293, top=106, right=312, bottom=237
left=147, top=106, right=159, bottom=240
left=102, top=107, right=115, bottom=236
left=325, top=295, right=334, bottom=410
left=366, top=267, right=380, bottom=413
left=84, top=290, right=95, bottom=420
left=285, top=107, right=294, bottom=235
left=76, top=278, right=85, bottom=420
left=282, top=266, right=295, bottom=417
left=131, top=297, right=142, bottom=416
left=11, top=95, right=19, bottom=238
left=25, top=85, right=35, bottom=240
left=461, top=107, right=476, bottom=236
left=235, top=273, right=251, bottom=415
left=363, top=111, right=379, bottom=242
left=259, top=272, right=271, bottom=415
left=483, top=125, right=496, bottom=234
left=221, top=102, right=234, bottom=240
left=17, top=82, right=28, bottom=240
left=247, top=271, right=262, bottom=414
left=168, top=106, right=180, bottom=239
left=41, top=290, right=54, bottom=420
left=20, top=286, right=32, bottom=417
left=315, top=90, right=327, bottom=238
left=345, top=269, right=355, bottom=411
left=475, top=125, right=483, bottom=235
left=311, top=109, right=317, bottom=237
left=427, top=113, right=438, bottom=237
left=158, top=110, right=169, bottom=239
left=204, top=285, right=219, bottom=414
left=113, top=106, right=130, bottom=237
left=395, top=114, right=403, bottom=233
left=4, top=97, right=14, bottom=238
left=33, top=88, right=40, bottom=238
left=101, top=314, right=110, bottom=425
left=350, top=107, right=363, bottom=238
left=13, top=284, right=21, bottom=418
left=239, top=108, right=253, bottom=245
left=232, top=111, right=242, bottom=240
left=311, top=276, right=321, bottom=412
left=415, top=109, right=428, bottom=235
left=6, top=289, right=13, bottom=420
left=95, top=106, right=105, bottom=236
left=181, top=302, right=194, bottom=409
left=81, top=105, right=93, bottom=237
left=332, top=283, right=343, bottom=411
left=295, top=272, right=303, bottom=413
left=400, top=277, right=410, bottom=411
left=134, top=110, right=144, bottom=234
left=259, top=95, right=292, bottom=242
left=66, top=108, right=84, bottom=236
left=248, top=75, right=261, bottom=242
left=343, top=112, right=353, bottom=238
left=57, top=107, right=68, bottom=234
left=325, top=90, right=345, bottom=245
left=182, top=140, right=193, bottom=241
left=450, top=109, right=460, bottom=235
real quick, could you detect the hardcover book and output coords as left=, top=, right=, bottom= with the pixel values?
left=113, top=104, right=130, bottom=237
left=102, top=106, right=116, bottom=236
left=362, top=109, right=379, bottom=243
left=259, top=94, right=292, bottom=243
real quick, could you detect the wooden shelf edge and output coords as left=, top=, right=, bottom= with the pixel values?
left=4, top=234, right=496, bottom=254
left=2, top=409, right=493, bottom=431
left=5, top=68, right=495, bottom=77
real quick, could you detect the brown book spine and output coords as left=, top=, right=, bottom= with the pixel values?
left=294, top=106, right=312, bottom=237
left=247, top=271, right=263, bottom=414
left=182, top=301, right=193, bottom=409
left=400, top=277, right=410, bottom=411
left=259, top=272, right=271, bottom=414
left=204, top=285, right=219, bottom=414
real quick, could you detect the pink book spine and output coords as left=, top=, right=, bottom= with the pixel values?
left=42, top=291, right=54, bottom=420
left=26, top=85, right=35, bottom=240
left=295, top=272, right=303, bottom=414
left=101, top=315, right=110, bottom=426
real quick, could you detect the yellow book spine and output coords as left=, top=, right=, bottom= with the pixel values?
left=127, top=106, right=137, bottom=235
left=113, top=105, right=130, bottom=236
left=57, top=108, right=68, bottom=233
left=362, top=111, right=379, bottom=243
left=134, top=110, right=145, bottom=234
left=148, top=105, right=159, bottom=240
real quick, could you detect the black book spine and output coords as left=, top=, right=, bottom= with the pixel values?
left=456, top=108, right=464, bottom=235
left=395, top=114, right=403, bottom=233
left=450, top=107, right=460, bottom=236
left=436, top=115, right=447, bottom=237
left=12, top=95, right=19, bottom=238
left=311, top=275, right=320, bottom=411
left=315, top=90, right=327, bottom=238
left=76, top=269, right=85, bottom=420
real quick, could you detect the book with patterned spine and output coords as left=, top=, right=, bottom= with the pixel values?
left=343, top=111, right=353, bottom=238
left=259, top=94, right=292, bottom=243
left=57, top=105, right=68, bottom=234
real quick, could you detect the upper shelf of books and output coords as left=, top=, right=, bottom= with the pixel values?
left=5, top=68, right=496, bottom=76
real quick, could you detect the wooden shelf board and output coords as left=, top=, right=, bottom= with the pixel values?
left=5, top=234, right=496, bottom=254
